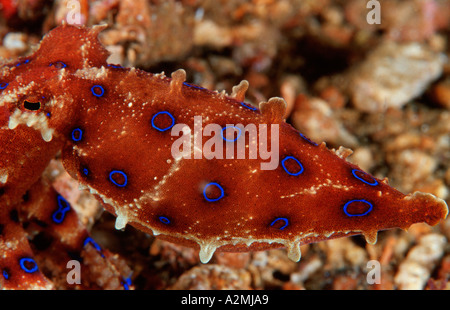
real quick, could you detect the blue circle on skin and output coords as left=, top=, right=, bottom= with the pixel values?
left=107, top=64, right=123, bottom=69
left=2, top=270, right=9, bottom=280
left=16, top=59, right=30, bottom=67
left=52, top=195, right=71, bottom=224
left=240, top=101, right=257, bottom=111
left=19, top=258, right=38, bottom=273
left=91, top=85, right=105, bottom=97
left=83, top=237, right=105, bottom=258
left=351, top=169, right=378, bottom=186
left=158, top=216, right=171, bottom=225
left=270, top=217, right=289, bottom=230
left=151, top=111, right=175, bottom=132
left=203, top=182, right=225, bottom=202
left=71, top=128, right=83, bottom=142
left=343, top=199, right=373, bottom=217
left=83, top=237, right=102, bottom=252
left=122, top=277, right=132, bottom=290
left=83, top=237, right=101, bottom=251
left=109, top=170, right=128, bottom=187
left=221, top=126, right=242, bottom=142
left=281, top=156, right=304, bottom=176
left=0, top=83, right=8, bottom=90
left=82, top=167, right=89, bottom=176
left=299, top=132, right=318, bottom=146
left=49, top=61, right=67, bottom=69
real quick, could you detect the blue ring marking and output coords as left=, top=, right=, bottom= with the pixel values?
left=49, top=61, right=67, bottom=69
left=71, top=128, right=83, bottom=142
left=221, top=126, right=242, bottom=142
left=351, top=169, right=378, bottom=186
left=281, top=156, right=304, bottom=176
left=203, top=182, right=225, bottom=202
left=299, top=132, right=318, bottom=146
left=109, top=170, right=128, bottom=187
left=240, top=101, right=257, bottom=111
left=107, top=64, right=123, bottom=69
left=91, top=85, right=105, bottom=97
left=2, top=270, right=9, bottom=280
left=343, top=199, right=373, bottom=217
left=158, top=216, right=171, bottom=225
left=52, top=195, right=71, bottom=224
left=46, top=112, right=51, bottom=118
left=83, top=237, right=105, bottom=258
left=270, top=217, right=289, bottom=230
left=16, top=59, right=30, bottom=67
left=82, top=167, right=89, bottom=176
left=122, top=277, right=132, bottom=290
left=183, top=82, right=205, bottom=90
left=83, top=237, right=101, bottom=251
left=19, top=258, right=38, bottom=273
left=0, top=82, right=8, bottom=90
left=151, top=111, right=175, bottom=132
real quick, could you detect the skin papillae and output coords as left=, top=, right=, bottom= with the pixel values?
left=0, top=25, right=448, bottom=288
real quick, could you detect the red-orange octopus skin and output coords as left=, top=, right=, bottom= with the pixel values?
left=0, top=173, right=133, bottom=289
left=0, top=25, right=108, bottom=208
left=1, top=25, right=449, bottom=268
left=18, top=175, right=133, bottom=290
left=0, top=25, right=125, bottom=289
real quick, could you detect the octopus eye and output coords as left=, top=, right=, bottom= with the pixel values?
left=23, top=100, right=41, bottom=111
